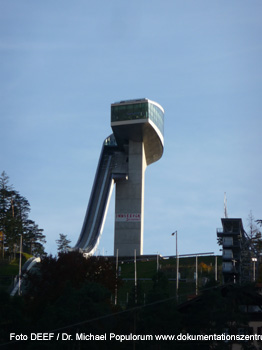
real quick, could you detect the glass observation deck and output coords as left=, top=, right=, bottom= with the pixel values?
left=111, top=98, right=164, bottom=137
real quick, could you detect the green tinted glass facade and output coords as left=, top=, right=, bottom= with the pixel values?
left=111, top=103, right=148, bottom=122
left=111, top=101, right=164, bottom=136
left=148, top=102, right=164, bottom=136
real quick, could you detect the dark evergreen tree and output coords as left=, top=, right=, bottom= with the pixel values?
left=0, top=171, right=13, bottom=257
left=0, top=171, right=46, bottom=258
left=24, top=251, right=116, bottom=321
left=247, top=211, right=260, bottom=241
left=56, top=233, right=71, bottom=254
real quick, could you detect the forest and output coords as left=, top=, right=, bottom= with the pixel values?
left=1, top=250, right=260, bottom=350
left=0, top=172, right=261, bottom=350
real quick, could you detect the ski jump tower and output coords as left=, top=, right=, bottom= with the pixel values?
left=75, top=98, right=164, bottom=257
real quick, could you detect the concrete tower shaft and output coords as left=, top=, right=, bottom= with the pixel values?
left=114, top=140, right=147, bottom=256
left=111, top=99, right=164, bottom=256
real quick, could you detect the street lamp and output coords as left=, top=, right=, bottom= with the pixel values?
left=252, top=258, right=257, bottom=282
left=171, top=231, right=179, bottom=297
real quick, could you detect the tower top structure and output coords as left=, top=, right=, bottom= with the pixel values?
left=111, top=98, right=164, bottom=165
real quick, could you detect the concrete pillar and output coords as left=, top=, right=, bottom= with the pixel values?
left=114, top=140, right=147, bottom=256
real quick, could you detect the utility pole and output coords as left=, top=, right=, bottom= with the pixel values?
left=134, top=249, right=137, bottom=305
left=171, top=231, right=179, bottom=298
left=134, top=249, right=137, bottom=350
left=115, top=249, right=118, bottom=305
left=18, top=235, right=22, bottom=296
left=0, top=231, right=4, bottom=259
left=196, top=255, right=198, bottom=295
left=215, top=256, right=218, bottom=281
left=252, top=258, right=257, bottom=282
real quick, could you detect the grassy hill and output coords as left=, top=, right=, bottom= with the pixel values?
left=117, top=255, right=222, bottom=305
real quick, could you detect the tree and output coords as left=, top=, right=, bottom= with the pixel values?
left=0, top=171, right=13, bottom=258
left=24, top=220, right=46, bottom=257
left=0, top=171, right=46, bottom=258
left=56, top=233, right=71, bottom=254
left=247, top=211, right=260, bottom=240
left=24, top=251, right=116, bottom=319
left=246, top=212, right=262, bottom=256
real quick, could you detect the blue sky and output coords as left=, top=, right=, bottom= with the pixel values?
left=1, top=0, right=261, bottom=256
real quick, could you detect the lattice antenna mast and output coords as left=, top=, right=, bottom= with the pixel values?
left=224, top=192, right=228, bottom=218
